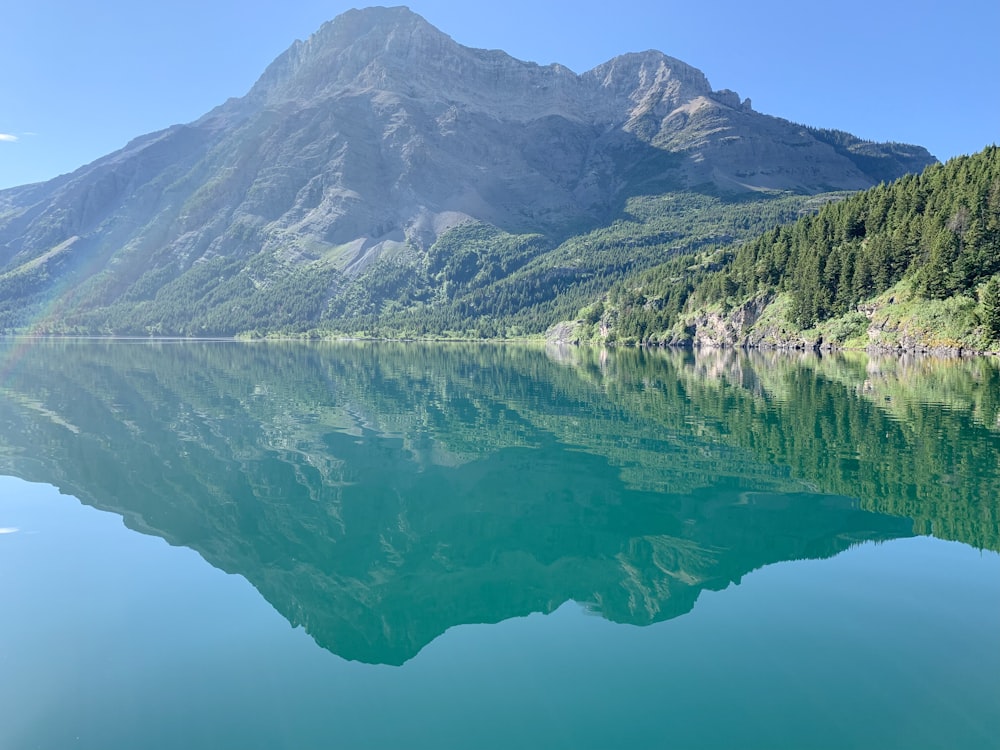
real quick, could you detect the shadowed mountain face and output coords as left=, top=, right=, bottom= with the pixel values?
left=0, top=7, right=934, bottom=335
left=2, top=341, right=998, bottom=664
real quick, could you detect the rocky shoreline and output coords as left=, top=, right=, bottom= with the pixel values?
left=548, top=290, right=999, bottom=358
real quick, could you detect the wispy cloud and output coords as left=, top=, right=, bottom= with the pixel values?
left=0, top=527, right=20, bottom=534
left=0, top=134, right=19, bottom=143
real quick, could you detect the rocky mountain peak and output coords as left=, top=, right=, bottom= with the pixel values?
left=247, top=6, right=591, bottom=125
left=585, top=50, right=713, bottom=113
left=246, top=6, right=730, bottom=134
left=249, top=6, right=450, bottom=102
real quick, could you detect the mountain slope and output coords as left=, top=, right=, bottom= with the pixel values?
left=584, top=146, right=1000, bottom=351
left=0, top=6, right=935, bottom=336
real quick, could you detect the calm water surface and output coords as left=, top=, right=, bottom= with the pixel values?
left=0, top=340, right=998, bottom=749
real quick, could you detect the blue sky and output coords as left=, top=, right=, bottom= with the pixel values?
left=1, top=1, right=997, bottom=190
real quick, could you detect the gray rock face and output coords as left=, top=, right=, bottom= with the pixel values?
left=0, top=6, right=935, bottom=329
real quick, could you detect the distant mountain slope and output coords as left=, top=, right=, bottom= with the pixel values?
left=0, top=6, right=935, bottom=336
left=584, top=146, right=1000, bottom=351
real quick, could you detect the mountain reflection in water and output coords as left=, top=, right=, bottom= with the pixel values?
left=0, top=340, right=996, bottom=664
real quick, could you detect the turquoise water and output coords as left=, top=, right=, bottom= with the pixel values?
left=0, top=341, right=998, bottom=749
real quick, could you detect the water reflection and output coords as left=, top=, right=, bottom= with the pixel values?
left=0, top=340, right=996, bottom=664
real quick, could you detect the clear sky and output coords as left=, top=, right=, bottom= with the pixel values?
left=1, top=1, right=997, bottom=190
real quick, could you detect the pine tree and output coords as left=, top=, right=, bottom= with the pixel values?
left=981, top=275, right=1000, bottom=340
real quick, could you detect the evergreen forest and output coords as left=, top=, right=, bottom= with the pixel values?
left=594, top=146, right=1000, bottom=350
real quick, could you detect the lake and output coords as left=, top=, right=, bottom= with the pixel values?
left=0, top=339, right=998, bottom=749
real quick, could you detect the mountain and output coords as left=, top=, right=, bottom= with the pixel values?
left=0, top=6, right=935, bottom=337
